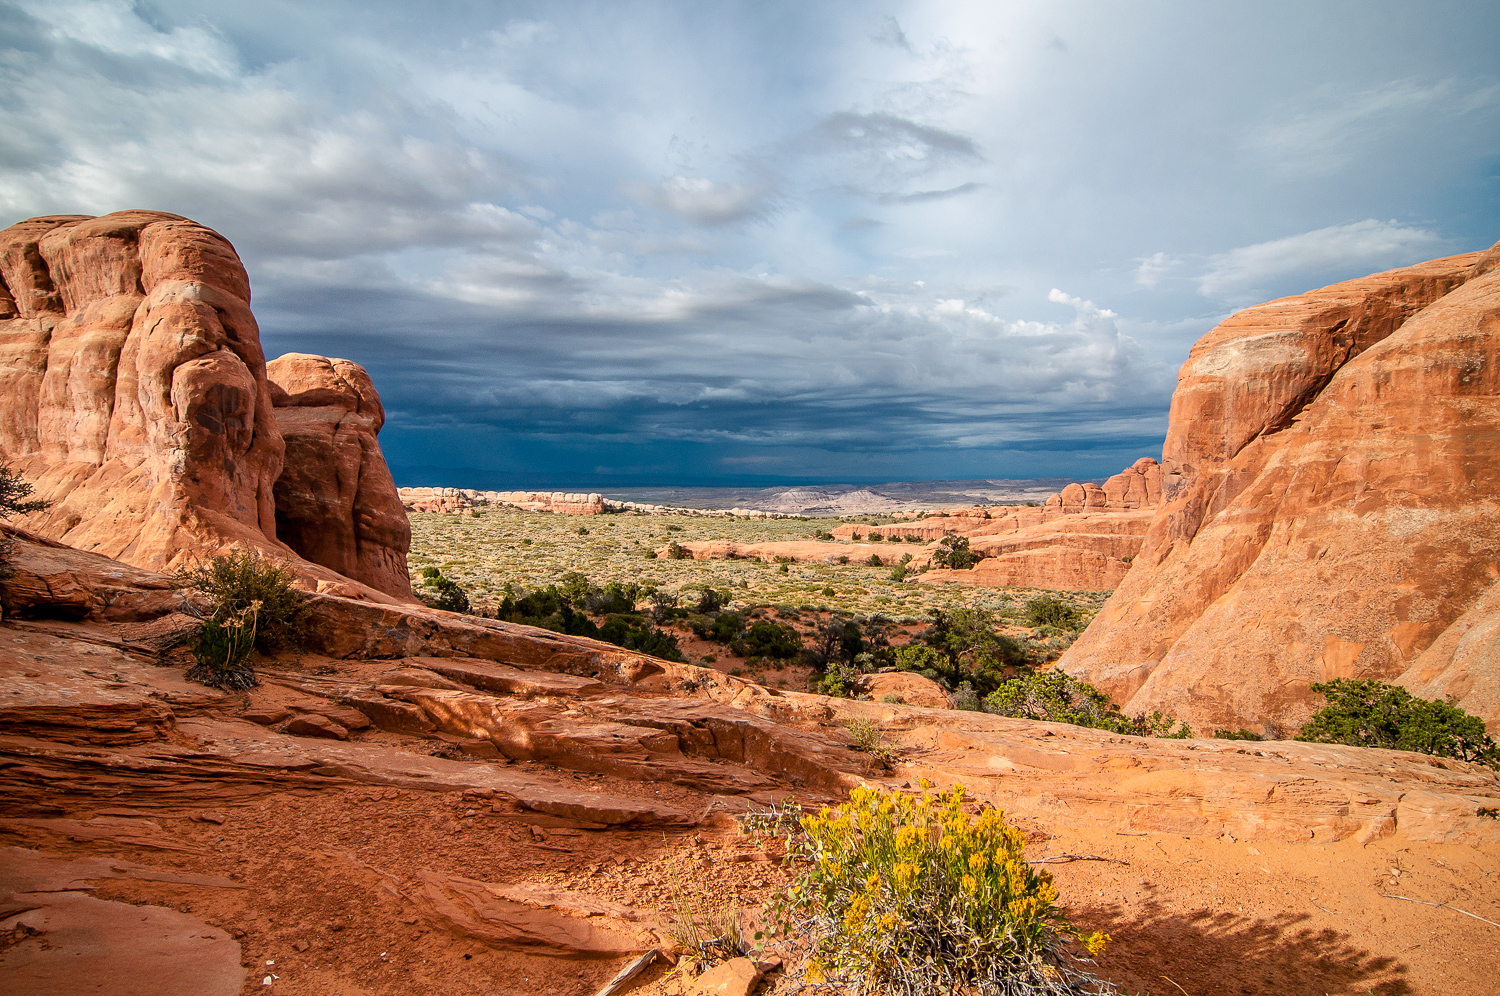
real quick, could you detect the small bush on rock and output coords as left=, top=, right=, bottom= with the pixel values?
left=175, top=551, right=308, bottom=656
left=186, top=603, right=261, bottom=690
left=1297, top=679, right=1499, bottom=768
left=986, top=670, right=1191, bottom=738
left=745, top=785, right=1113, bottom=996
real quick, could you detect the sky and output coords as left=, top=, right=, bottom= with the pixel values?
left=3, top=1, right=1497, bottom=488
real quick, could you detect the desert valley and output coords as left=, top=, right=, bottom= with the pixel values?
left=0, top=209, right=1496, bottom=996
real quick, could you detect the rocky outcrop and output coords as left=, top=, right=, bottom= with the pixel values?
left=3, top=525, right=1496, bottom=846
left=267, top=353, right=411, bottom=598
left=3, top=524, right=1499, bottom=995
left=0, top=212, right=412, bottom=602
left=920, top=511, right=1154, bottom=591
left=1062, top=246, right=1500, bottom=733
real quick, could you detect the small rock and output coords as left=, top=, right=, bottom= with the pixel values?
left=191, top=810, right=227, bottom=825
left=693, top=957, right=763, bottom=996
left=242, top=705, right=292, bottom=726
left=281, top=714, right=349, bottom=740
left=292, top=939, right=310, bottom=952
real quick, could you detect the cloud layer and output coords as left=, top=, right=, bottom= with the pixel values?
left=2, top=0, right=1496, bottom=485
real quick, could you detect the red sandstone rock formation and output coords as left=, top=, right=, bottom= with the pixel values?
left=1062, top=246, right=1500, bottom=733
left=267, top=354, right=411, bottom=598
left=0, top=211, right=411, bottom=602
left=4, top=525, right=1500, bottom=995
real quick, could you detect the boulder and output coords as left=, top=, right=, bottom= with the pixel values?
left=693, top=958, right=764, bottom=996
left=1062, top=244, right=1500, bottom=733
left=859, top=672, right=953, bottom=709
left=267, top=353, right=412, bottom=598
left=0, top=212, right=412, bottom=603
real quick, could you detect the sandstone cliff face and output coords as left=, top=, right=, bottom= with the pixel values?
left=1061, top=247, right=1500, bottom=733
left=0, top=212, right=412, bottom=602
left=267, top=354, right=412, bottom=599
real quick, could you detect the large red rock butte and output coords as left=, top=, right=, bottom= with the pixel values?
left=0, top=211, right=412, bottom=601
left=1061, top=243, right=1500, bottom=735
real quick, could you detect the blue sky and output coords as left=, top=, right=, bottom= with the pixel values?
left=4, top=1, right=1497, bottom=486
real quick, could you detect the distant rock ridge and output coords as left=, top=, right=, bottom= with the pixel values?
left=0, top=211, right=411, bottom=601
left=1061, top=244, right=1500, bottom=734
left=397, top=487, right=802, bottom=518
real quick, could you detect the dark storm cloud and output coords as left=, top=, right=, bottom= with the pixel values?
left=3, top=1, right=1498, bottom=485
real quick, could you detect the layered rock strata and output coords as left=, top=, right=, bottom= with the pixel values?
left=4, top=525, right=1498, bottom=845
left=1062, top=246, right=1500, bottom=733
left=0, top=212, right=411, bottom=601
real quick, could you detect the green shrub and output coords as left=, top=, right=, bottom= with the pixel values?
left=930, top=535, right=981, bottom=570
left=952, top=681, right=981, bottom=711
left=418, top=567, right=471, bottom=613
left=1297, top=679, right=1499, bottom=768
left=1214, top=728, right=1264, bottom=741
left=185, top=605, right=260, bottom=690
left=174, top=551, right=308, bottom=655
left=921, top=608, right=1030, bottom=695
left=666, top=541, right=691, bottom=560
left=746, top=786, right=1111, bottom=995
left=842, top=717, right=894, bottom=762
left=599, top=615, right=685, bottom=661
left=735, top=620, right=802, bottom=660
left=985, top=670, right=1191, bottom=738
left=1024, top=596, right=1083, bottom=630
left=0, top=463, right=52, bottom=518
left=868, top=554, right=883, bottom=567
left=817, top=657, right=863, bottom=698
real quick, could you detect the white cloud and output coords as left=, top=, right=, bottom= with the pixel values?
left=1251, top=78, right=1500, bottom=176
left=1196, top=220, right=1444, bottom=300
left=1134, top=251, right=1179, bottom=289
left=625, top=176, right=772, bottom=226
left=18, top=0, right=239, bottom=77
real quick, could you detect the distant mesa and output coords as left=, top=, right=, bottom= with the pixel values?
left=1062, top=243, right=1500, bottom=735
left=0, top=211, right=412, bottom=601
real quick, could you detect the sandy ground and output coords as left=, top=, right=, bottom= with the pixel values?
left=5, top=780, right=1496, bottom=996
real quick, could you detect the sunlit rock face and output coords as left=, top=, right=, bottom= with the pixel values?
left=0, top=211, right=412, bottom=602
left=1061, top=244, right=1500, bottom=734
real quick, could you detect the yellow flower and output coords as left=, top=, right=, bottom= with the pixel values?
left=1083, top=931, right=1110, bottom=957
left=968, top=852, right=989, bottom=872
left=961, top=874, right=978, bottom=893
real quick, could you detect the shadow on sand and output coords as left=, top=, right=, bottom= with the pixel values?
left=1078, top=901, right=1410, bottom=996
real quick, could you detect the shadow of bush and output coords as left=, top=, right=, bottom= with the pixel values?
left=1078, top=900, right=1410, bottom=996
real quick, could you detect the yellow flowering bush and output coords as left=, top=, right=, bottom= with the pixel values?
left=744, top=784, right=1114, bottom=996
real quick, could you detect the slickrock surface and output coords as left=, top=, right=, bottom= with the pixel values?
left=1062, top=246, right=1500, bottom=734
left=3, top=528, right=1498, bottom=994
left=0, top=211, right=413, bottom=602
left=267, top=353, right=412, bottom=598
